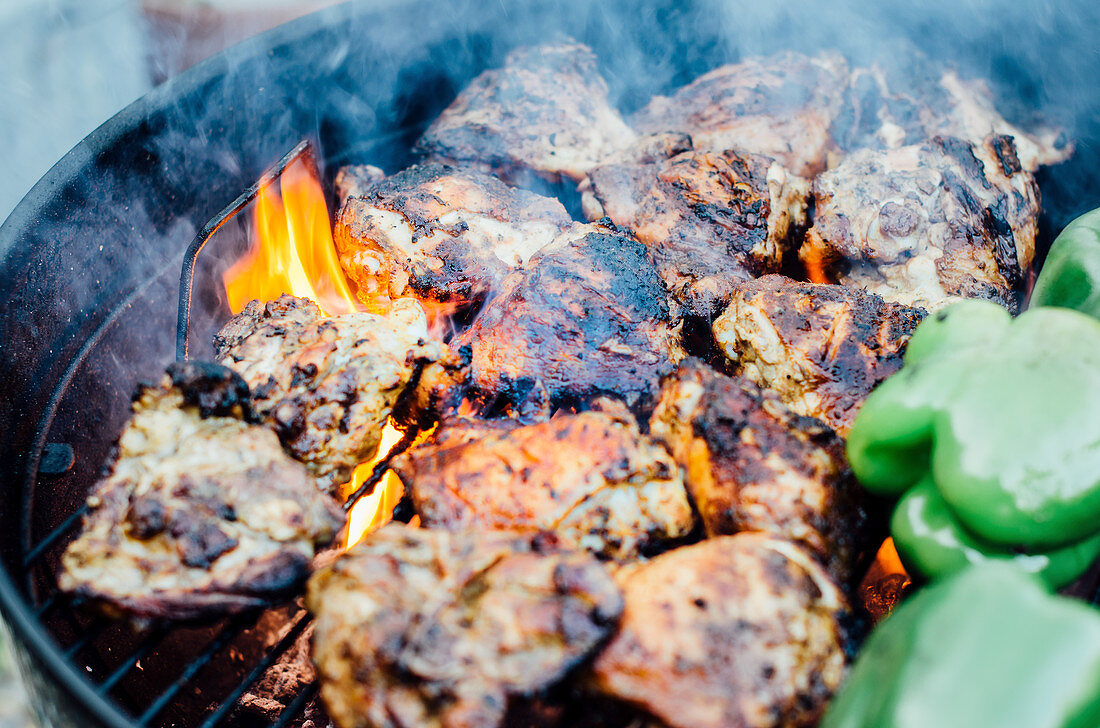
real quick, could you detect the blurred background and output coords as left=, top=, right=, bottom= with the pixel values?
left=0, top=3, right=348, bottom=724
left=0, top=0, right=345, bottom=222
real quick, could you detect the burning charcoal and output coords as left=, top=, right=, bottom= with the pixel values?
left=416, top=41, right=635, bottom=184
left=308, top=524, right=623, bottom=728
left=334, top=163, right=385, bottom=208
left=589, top=534, right=849, bottom=728
left=392, top=399, right=695, bottom=562
left=800, top=135, right=1041, bottom=313
left=833, top=59, right=1072, bottom=172
left=632, top=51, right=849, bottom=177
left=213, top=294, right=457, bottom=494
left=580, top=133, right=810, bottom=319
left=334, top=163, right=571, bottom=310
left=712, top=275, right=924, bottom=436
left=649, top=359, right=880, bottom=584
left=59, top=366, right=345, bottom=621
left=455, top=222, right=684, bottom=414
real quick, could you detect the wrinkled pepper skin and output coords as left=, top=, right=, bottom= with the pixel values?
left=891, top=477, right=1100, bottom=589
left=821, top=564, right=1100, bottom=728
left=1032, top=208, right=1100, bottom=319
left=848, top=301, right=1100, bottom=582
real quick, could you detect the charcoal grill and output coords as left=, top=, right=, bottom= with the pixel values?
left=4, top=1, right=1100, bottom=726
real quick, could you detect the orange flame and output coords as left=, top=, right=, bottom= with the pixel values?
left=223, top=158, right=362, bottom=316
left=221, top=151, right=407, bottom=549
left=344, top=421, right=406, bottom=549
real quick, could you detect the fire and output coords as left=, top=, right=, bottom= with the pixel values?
left=343, top=421, right=407, bottom=549
left=221, top=149, right=408, bottom=549
left=222, top=156, right=362, bottom=316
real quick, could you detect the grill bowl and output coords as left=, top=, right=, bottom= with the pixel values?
left=3, top=1, right=1100, bottom=726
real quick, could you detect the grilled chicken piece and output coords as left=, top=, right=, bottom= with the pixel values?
left=713, top=275, right=924, bottom=436
left=632, top=52, right=849, bottom=177
left=416, top=41, right=634, bottom=184
left=334, top=164, right=571, bottom=309
left=580, top=133, right=810, bottom=318
left=334, top=164, right=385, bottom=208
left=392, top=400, right=694, bottom=562
left=308, top=524, right=623, bottom=728
left=649, top=359, right=876, bottom=583
left=456, top=222, right=683, bottom=414
left=801, top=135, right=1041, bottom=313
left=59, top=362, right=344, bottom=620
left=214, top=295, right=450, bottom=494
left=590, top=533, right=849, bottom=728
left=834, top=62, right=1071, bottom=172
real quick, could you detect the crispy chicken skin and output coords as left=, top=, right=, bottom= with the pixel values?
left=334, top=164, right=385, bottom=208
left=632, top=52, right=849, bottom=177
left=713, top=275, right=924, bottom=436
left=833, top=62, right=1072, bottom=172
left=415, top=41, right=634, bottom=184
left=334, top=164, right=571, bottom=309
left=214, top=295, right=449, bottom=493
left=307, top=525, right=623, bottom=728
left=392, top=399, right=695, bottom=561
left=580, top=133, right=810, bottom=318
left=589, top=534, right=849, bottom=728
left=649, top=359, right=876, bottom=583
left=801, top=135, right=1041, bottom=313
left=456, top=223, right=684, bottom=414
left=59, top=362, right=344, bottom=621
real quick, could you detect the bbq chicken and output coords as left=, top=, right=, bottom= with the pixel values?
left=456, top=222, right=684, bottom=414
left=589, top=533, right=849, bottom=728
left=801, top=134, right=1041, bottom=312
left=213, top=294, right=451, bottom=494
left=580, top=132, right=810, bottom=318
left=308, top=525, right=622, bottom=728
left=334, top=163, right=385, bottom=208
left=649, top=359, right=876, bottom=583
left=392, top=400, right=694, bottom=562
left=59, top=362, right=344, bottom=620
left=334, top=163, right=571, bottom=309
left=713, top=275, right=924, bottom=436
left=833, top=61, right=1072, bottom=172
left=632, top=51, right=849, bottom=177
left=416, top=41, right=634, bottom=184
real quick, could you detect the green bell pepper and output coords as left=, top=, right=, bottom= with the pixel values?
left=891, top=477, right=1100, bottom=589
left=821, top=563, right=1100, bottom=728
left=848, top=300, right=1100, bottom=583
left=1032, top=208, right=1100, bottom=319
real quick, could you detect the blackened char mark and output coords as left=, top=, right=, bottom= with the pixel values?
left=166, top=360, right=254, bottom=421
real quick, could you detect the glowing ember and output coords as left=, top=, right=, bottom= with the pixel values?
left=222, top=156, right=362, bottom=316
left=802, top=246, right=831, bottom=285
left=344, top=421, right=407, bottom=549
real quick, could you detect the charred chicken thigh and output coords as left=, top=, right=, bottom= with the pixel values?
left=834, top=60, right=1071, bottom=172
left=590, top=533, right=849, bottom=728
left=632, top=51, right=849, bottom=177
left=392, top=399, right=694, bottom=561
left=649, top=359, right=876, bottom=583
left=713, top=275, right=924, bottom=436
left=456, top=222, right=684, bottom=414
left=416, top=41, right=634, bottom=183
left=335, top=163, right=571, bottom=309
left=580, top=133, right=810, bottom=318
left=308, top=525, right=622, bottom=728
left=214, top=294, right=451, bottom=493
left=59, top=362, right=344, bottom=620
left=801, top=134, right=1041, bottom=312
